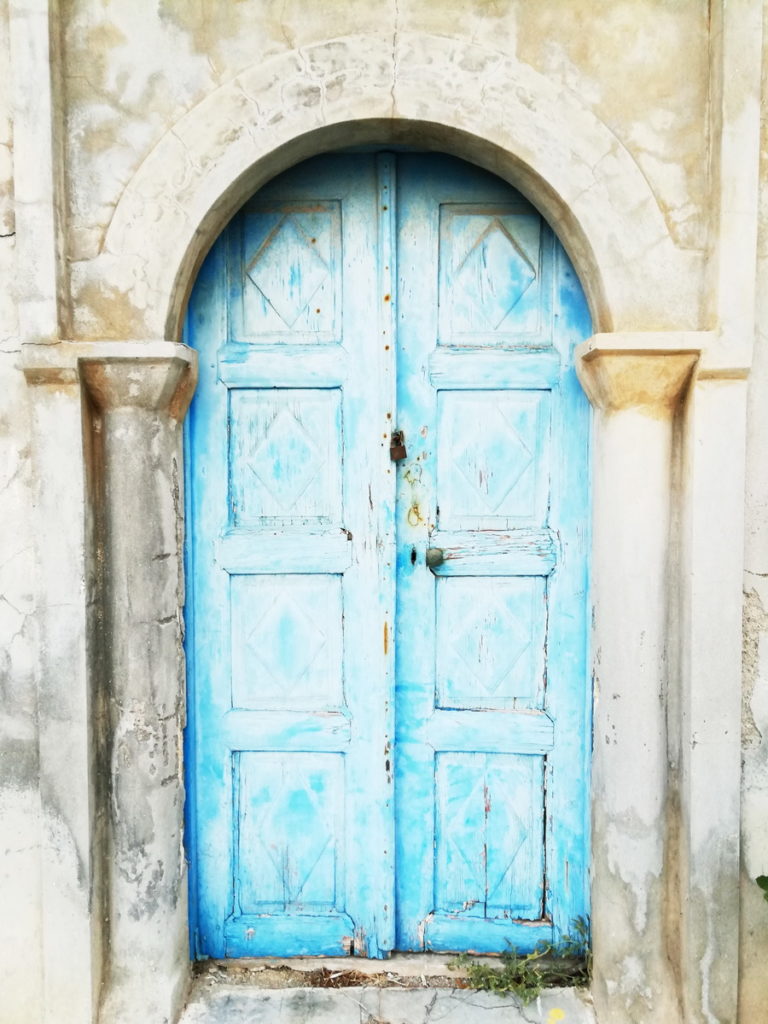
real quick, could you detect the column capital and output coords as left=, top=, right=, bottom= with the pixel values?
left=22, top=340, right=197, bottom=419
left=576, top=332, right=702, bottom=414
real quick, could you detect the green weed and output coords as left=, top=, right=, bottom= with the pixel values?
left=449, top=916, right=591, bottom=1006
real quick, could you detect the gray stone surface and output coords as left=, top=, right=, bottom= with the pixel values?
left=180, top=984, right=596, bottom=1024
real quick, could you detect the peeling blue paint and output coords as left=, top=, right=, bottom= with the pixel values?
left=185, top=152, right=591, bottom=959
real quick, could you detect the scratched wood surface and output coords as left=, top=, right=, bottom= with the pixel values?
left=186, top=154, right=396, bottom=958
left=185, top=152, right=591, bottom=960
left=394, top=154, right=590, bottom=953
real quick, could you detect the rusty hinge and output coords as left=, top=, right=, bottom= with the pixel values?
left=389, top=429, right=407, bottom=462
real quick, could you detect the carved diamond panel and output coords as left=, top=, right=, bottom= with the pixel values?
left=457, top=220, right=535, bottom=329
left=439, top=206, right=543, bottom=343
left=247, top=217, right=329, bottom=327
left=236, top=752, right=344, bottom=911
left=230, top=575, right=343, bottom=710
left=229, top=389, right=342, bottom=526
left=248, top=409, right=317, bottom=510
left=452, top=414, right=532, bottom=514
left=436, top=577, right=545, bottom=709
left=236, top=203, right=340, bottom=342
left=437, top=390, right=550, bottom=529
left=435, top=753, right=544, bottom=919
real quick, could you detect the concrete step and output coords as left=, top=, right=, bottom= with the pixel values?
left=179, top=979, right=596, bottom=1024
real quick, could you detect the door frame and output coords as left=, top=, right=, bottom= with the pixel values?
left=23, top=31, right=744, bottom=1024
left=183, top=151, right=594, bottom=959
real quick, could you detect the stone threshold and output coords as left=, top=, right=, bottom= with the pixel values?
left=181, top=978, right=595, bottom=1024
left=179, top=956, right=597, bottom=1024
left=194, top=952, right=474, bottom=989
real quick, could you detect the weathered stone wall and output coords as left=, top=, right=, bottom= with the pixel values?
left=61, top=0, right=711, bottom=339
left=739, top=4, right=768, bottom=1015
left=0, top=1, right=43, bottom=1021
left=62, top=0, right=710, bottom=264
left=0, top=1, right=766, bottom=1022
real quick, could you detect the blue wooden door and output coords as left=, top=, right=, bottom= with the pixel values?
left=186, top=155, right=397, bottom=959
left=185, top=152, right=591, bottom=960
left=393, top=155, right=591, bottom=952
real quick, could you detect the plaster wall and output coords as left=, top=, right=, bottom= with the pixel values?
left=0, top=1, right=44, bottom=1021
left=0, top=1, right=766, bottom=1023
left=61, top=0, right=710, bottom=340
left=739, top=8, right=768, bottom=1015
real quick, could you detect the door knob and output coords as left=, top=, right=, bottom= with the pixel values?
left=426, top=547, right=444, bottom=569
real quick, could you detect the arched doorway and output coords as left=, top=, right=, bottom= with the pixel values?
left=184, top=150, right=592, bottom=959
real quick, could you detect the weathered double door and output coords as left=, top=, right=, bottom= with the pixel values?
left=186, top=153, right=591, bottom=959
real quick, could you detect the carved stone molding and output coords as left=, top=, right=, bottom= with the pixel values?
left=80, top=357, right=195, bottom=420
left=22, top=340, right=198, bottom=419
left=576, top=332, right=704, bottom=413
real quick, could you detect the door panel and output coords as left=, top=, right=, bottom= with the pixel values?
left=393, top=154, right=590, bottom=952
left=235, top=751, right=345, bottom=911
left=436, top=389, right=551, bottom=529
left=230, top=200, right=342, bottom=343
left=434, top=752, right=545, bottom=919
left=186, top=151, right=591, bottom=960
left=186, top=154, right=396, bottom=958
left=435, top=576, right=547, bottom=711
left=228, top=388, right=343, bottom=526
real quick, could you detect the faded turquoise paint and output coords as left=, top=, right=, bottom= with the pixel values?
left=393, top=155, right=591, bottom=953
left=185, top=155, right=396, bottom=959
left=184, top=153, right=591, bottom=960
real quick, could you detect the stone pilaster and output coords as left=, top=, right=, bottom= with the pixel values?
left=576, top=333, right=699, bottom=1024
left=80, top=351, right=195, bottom=1024
left=23, top=341, right=197, bottom=1024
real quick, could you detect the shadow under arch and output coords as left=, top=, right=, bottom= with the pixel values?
left=170, top=118, right=608, bottom=338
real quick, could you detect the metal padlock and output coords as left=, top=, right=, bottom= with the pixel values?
left=390, top=430, right=407, bottom=462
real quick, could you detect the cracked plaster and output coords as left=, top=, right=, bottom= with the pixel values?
left=739, top=17, right=768, bottom=1010
left=69, top=30, right=703, bottom=345
left=0, top=352, right=40, bottom=1024
left=179, top=982, right=596, bottom=1024
left=0, top=1, right=766, bottom=1022
left=62, top=1, right=708, bottom=262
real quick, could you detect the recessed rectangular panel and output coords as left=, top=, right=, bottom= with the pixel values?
left=230, top=575, right=343, bottom=710
left=439, top=205, right=543, bottom=345
left=434, top=753, right=545, bottom=920
left=229, top=389, right=342, bottom=527
left=436, top=390, right=550, bottom=529
left=235, top=752, right=345, bottom=913
left=436, top=577, right=546, bottom=710
left=236, top=202, right=341, bottom=343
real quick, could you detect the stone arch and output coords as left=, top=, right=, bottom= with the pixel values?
left=30, top=29, right=733, bottom=1024
left=84, top=32, right=696, bottom=343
